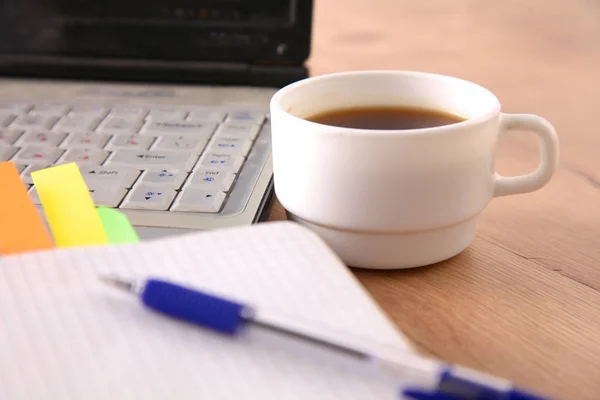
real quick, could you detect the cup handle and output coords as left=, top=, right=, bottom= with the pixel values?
left=493, top=113, right=559, bottom=197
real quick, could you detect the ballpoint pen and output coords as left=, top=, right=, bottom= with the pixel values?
left=99, top=275, right=553, bottom=400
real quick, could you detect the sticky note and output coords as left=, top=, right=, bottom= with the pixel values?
left=31, top=163, right=108, bottom=248
left=97, top=207, right=140, bottom=244
left=0, top=162, right=55, bottom=255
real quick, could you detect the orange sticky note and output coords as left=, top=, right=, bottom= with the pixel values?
left=0, top=161, right=54, bottom=255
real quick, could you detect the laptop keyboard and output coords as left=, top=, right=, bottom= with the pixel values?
left=0, top=101, right=271, bottom=220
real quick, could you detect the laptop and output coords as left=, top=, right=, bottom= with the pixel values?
left=0, top=0, right=313, bottom=239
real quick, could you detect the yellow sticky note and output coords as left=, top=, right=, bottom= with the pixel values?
left=31, top=163, right=108, bottom=248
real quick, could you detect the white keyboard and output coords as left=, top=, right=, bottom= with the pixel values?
left=0, top=100, right=273, bottom=229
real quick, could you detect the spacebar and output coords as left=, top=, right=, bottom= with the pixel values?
left=104, top=150, right=198, bottom=170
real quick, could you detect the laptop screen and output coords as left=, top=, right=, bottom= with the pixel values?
left=0, top=0, right=311, bottom=63
left=32, top=0, right=294, bottom=26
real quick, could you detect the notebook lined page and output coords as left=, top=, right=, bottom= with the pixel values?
left=0, top=221, right=413, bottom=399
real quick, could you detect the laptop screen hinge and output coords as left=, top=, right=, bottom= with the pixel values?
left=0, top=55, right=308, bottom=88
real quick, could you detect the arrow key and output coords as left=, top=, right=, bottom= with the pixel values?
left=139, top=167, right=187, bottom=189
left=120, top=184, right=176, bottom=210
left=171, top=187, right=226, bottom=213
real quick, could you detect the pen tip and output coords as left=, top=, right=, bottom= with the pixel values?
left=98, top=275, right=136, bottom=293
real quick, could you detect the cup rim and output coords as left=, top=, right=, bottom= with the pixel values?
left=269, top=69, right=502, bottom=136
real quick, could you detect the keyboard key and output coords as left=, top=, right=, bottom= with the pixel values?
left=105, top=150, right=198, bottom=170
left=187, top=110, right=226, bottom=122
left=215, top=123, right=261, bottom=140
left=97, top=116, right=143, bottom=135
left=0, top=102, right=31, bottom=113
left=208, top=137, right=252, bottom=156
left=225, top=111, right=264, bottom=125
left=0, top=112, right=17, bottom=127
left=110, top=106, right=149, bottom=119
left=138, top=168, right=187, bottom=188
left=140, top=120, right=216, bottom=137
left=14, top=131, right=67, bottom=147
left=0, top=129, right=23, bottom=145
left=29, top=185, right=127, bottom=207
left=20, top=164, right=49, bottom=184
left=105, top=134, right=156, bottom=151
left=198, top=151, right=245, bottom=172
left=151, top=135, right=207, bottom=152
left=171, top=188, right=226, bottom=213
left=0, top=146, right=19, bottom=161
left=28, top=186, right=42, bottom=205
left=88, top=186, right=128, bottom=207
left=10, top=162, right=27, bottom=173
left=69, top=105, right=109, bottom=118
left=31, top=103, right=71, bottom=115
left=188, top=168, right=235, bottom=191
left=58, top=148, right=110, bottom=165
left=147, top=108, right=187, bottom=120
left=120, top=184, right=176, bottom=210
left=10, top=114, right=59, bottom=130
left=0, top=103, right=268, bottom=225
left=78, top=166, right=140, bottom=188
left=53, top=115, right=103, bottom=132
left=11, top=146, right=63, bottom=165
left=60, top=132, right=112, bottom=149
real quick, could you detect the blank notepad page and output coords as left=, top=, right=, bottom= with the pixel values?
left=0, top=221, right=413, bottom=399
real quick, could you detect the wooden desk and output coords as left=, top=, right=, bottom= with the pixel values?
left=268, top=1, right=600, bottom=399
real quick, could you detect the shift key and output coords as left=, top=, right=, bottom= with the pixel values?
left=105, top=150, right=198, bottom=170
left=79, top=166, right=141, bottom=188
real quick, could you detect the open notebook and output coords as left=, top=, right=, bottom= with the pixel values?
left=0, top=221, right=414, bottom=399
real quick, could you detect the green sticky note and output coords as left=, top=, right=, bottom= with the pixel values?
left=97, top=207, right=140, bottom=244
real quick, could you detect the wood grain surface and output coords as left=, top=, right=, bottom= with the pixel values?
left=268, top=1, right=600, bottom=399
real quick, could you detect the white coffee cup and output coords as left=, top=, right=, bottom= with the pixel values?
left=269, top=70, right=559, bottom=269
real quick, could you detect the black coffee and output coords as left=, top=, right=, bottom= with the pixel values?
left=306, top=105, right=466, bottom=130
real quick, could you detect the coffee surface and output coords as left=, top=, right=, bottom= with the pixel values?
left=306, top=106, right=465, bottom=130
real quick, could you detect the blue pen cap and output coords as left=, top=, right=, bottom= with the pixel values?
left=141, top=279, right=253, bottom=335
